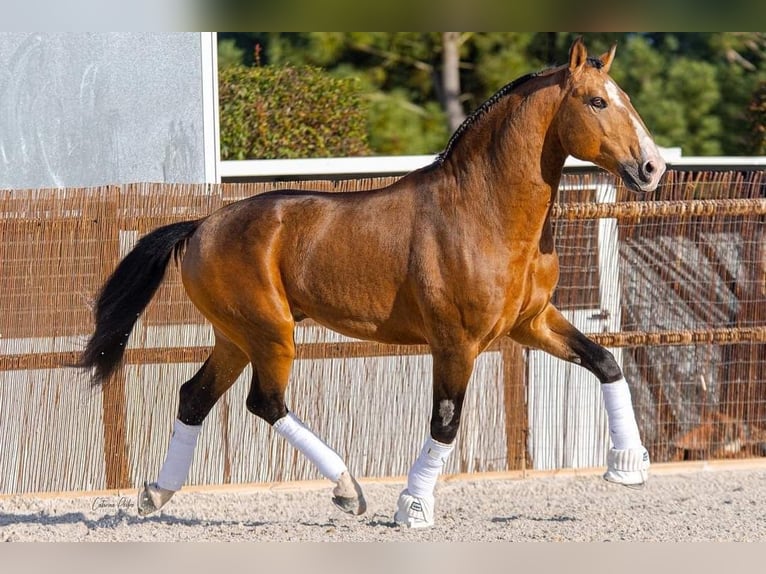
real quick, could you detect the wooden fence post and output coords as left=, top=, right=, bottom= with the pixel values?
left=98, top=186, right=131, bottom=490
left=501, top=339, right=529, bottom=471
left=101, top=366, right=131, bottom=489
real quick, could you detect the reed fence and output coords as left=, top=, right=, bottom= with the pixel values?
left=0, top=169, right=763, bottom=493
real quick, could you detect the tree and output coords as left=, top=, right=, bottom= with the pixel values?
left=441, top=32, right=466, bottom=133
left=218, top=33, right=766, bottom=157
left=746, top=80, right=766, bottom=155
left=221, top=33, right=543, bottom=155
left=217, top=37, right=245, bottom=69
left=713, top=33, right=766, bottom=154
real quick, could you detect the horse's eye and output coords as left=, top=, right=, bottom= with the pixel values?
left=590, top=96, right=607, bottom=109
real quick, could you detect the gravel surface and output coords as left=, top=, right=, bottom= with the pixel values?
left=2, top=463, right=765, bottom=542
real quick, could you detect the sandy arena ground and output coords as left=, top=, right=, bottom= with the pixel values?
left=2, top=459, right=765, bottom=542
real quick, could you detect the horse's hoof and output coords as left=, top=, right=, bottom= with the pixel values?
left=137, top=481, right=175, bottom=516
left=332, top=494, right=368, bottom=515
left=603, top=447, right=649, bottom=489
left=394, top=489, right=434, bottom=529
left=332, top=471, right=367, bottom=516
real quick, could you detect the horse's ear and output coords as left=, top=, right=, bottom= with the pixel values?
left=568, top=36, right=588, bottom=74
left=599, top=43, right=617, bottom=73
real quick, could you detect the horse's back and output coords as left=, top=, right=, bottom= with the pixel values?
left=183, top=185, right=428, bottom=344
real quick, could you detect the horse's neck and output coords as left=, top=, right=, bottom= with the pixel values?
left=436, top=78, right=567, bottom=220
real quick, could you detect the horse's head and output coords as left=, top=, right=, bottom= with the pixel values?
left=555, top=37, right=666, bottom=193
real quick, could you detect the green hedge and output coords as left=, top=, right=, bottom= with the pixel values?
left=219, top=65, right=371, bottom=160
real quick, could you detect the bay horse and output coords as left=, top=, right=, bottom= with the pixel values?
left=77, top=38, right=665, bottom=528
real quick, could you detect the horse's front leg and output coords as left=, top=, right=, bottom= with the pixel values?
left=510, top=303, right=649, bottom=486
left=395, top=346, right=476, bottom=529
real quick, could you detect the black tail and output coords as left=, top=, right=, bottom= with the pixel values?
left=76, top=219, right=203, bottom=385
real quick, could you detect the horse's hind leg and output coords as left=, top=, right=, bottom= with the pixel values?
left=138, top=332, right=248, bottom=516
left=245, top=336, right=367, bottom=516
left=510, top=303, right=649, bottom=486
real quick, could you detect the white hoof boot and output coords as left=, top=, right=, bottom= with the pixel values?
left=603, top=447, right=650, bottom=487
left=332, top=471, right=367, bottom=515
left=137, top=482, right=175, bottom=516
left=394, top=489, right=434, bottom=529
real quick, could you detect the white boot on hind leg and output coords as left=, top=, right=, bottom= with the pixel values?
left=272, top=413, right=367, bottom=515
left=603, top=446, right=650, bottom=487
left=137, top=418, right=201, bottom=516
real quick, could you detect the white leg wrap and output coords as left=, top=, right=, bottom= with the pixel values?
left=406, top=436, right=454, bottom=498
left=156, top=419, right=202, bottom=491
left=273, top=412, right=347, bottom=482
left=395, top=436, right=454, bottom=528
left=601, top=379, right=650, bottom=486
left=601, top=378, right=642, bottom=450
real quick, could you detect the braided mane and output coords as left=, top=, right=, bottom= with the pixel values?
left=436, top=72, right=540, bottom=162
left=436, top=57, right=604, bottom=163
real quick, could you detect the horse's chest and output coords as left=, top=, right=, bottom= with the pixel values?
left=507, top=250, right=560, bottom=318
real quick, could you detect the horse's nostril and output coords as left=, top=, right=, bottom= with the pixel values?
left=643, top=161, right=655, bottom=175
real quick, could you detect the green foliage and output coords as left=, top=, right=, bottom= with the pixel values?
left=746, top=80, right=766, bottom=155
left=469, top=33, right=540, bottom=101
left=217, top=38, right=245, bottom=70
left=218, top=65, right=370, bottom=160
left=617, top=32, right=766, bottom=155
left=667, top=59, right=722, bottom=155
left=219, top=33, right=766, bottom=157
left=366, top=90, right=447, bottom=155
left=261, top=32, right=448, bottom=155
left=608, top=36, right=722, bottom=155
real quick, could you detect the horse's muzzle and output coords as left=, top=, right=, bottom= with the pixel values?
left=620, top=156, right=666, bottom=193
